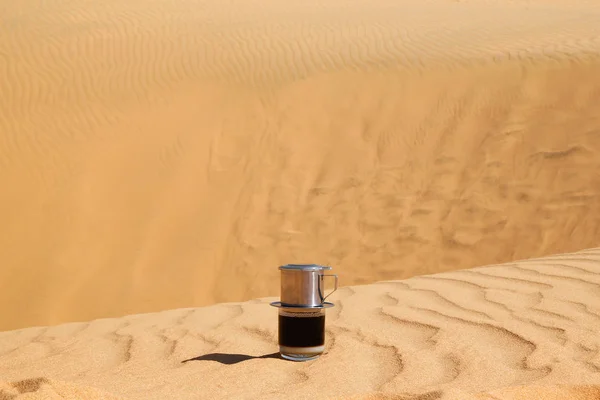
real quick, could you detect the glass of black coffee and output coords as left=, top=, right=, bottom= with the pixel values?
left=270, top=264, right=338, bottom=361
left=278, top=308, right=326, bottom=361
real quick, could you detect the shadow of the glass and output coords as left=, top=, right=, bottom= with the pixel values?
left=182, top=352, right=282, bottom=365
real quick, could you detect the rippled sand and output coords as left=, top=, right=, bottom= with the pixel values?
left=1, top=248, right=600, bottom=399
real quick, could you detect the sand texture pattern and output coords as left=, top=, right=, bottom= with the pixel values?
left=2, top=0, right=600, bottom=331
left=1, top=248, right=600, bottom=399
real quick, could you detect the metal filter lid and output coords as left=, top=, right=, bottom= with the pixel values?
left=271, top=264, right=338, bottom=308
left=278, top=264, right=332, bottom=271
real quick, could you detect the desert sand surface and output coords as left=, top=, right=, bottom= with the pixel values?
left=1, top=247, right=600, bottom=399
left=2, top=0, right=600, bottom=332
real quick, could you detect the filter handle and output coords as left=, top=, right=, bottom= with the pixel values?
left=319, top=274, right=338, bottom=303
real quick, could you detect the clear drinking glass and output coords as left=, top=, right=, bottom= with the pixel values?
left=278, top=307, right=326, bottom=361
left=270, top=264, right=338, bottom=361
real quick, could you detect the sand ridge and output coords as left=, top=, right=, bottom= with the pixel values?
left=343, top=385, right=600, bottom=399
left=2, top=0, right=600, bottom=331
left=3, top=383, right=600, bottom=400
left=0, top=378, right=126, bottom=400
left=1, top=247, right=600, bottom=399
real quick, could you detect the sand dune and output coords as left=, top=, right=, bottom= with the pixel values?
left=2, top=0, right=600, bottom=332
left=1, top=248, right=600, bottom=399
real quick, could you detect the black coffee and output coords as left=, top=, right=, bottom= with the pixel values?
left=279, top=314, right=325, bottom=347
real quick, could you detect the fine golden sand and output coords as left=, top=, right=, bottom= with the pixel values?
left=3, top=0, right=600, bottom=398
left=2, top=0, right=600, bottom=333
left=1, top=248, right=600, bottom=399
